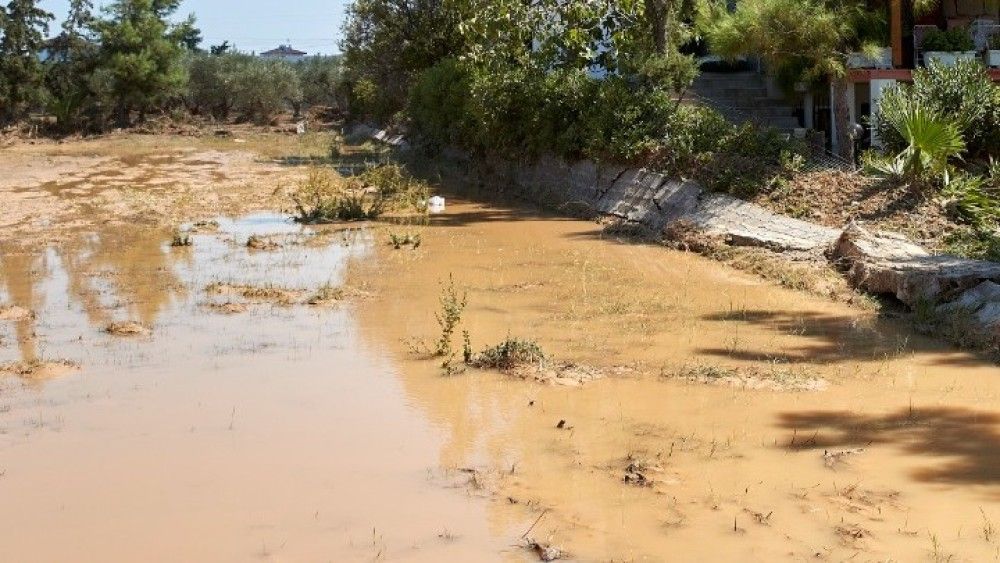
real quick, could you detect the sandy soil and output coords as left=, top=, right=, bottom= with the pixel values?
left=1, top=134, right=999, bottom=561
left=0, top=131, right=333, bottom=248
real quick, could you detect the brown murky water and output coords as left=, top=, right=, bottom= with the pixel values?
left=2, top=196, right=1000, bottom=561
left=0, top=214, right=515, bottom=561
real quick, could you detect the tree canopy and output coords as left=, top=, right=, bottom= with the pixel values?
left=0, top=0, right=54, bottom=123
left=90, top=0, right=195, bottom=125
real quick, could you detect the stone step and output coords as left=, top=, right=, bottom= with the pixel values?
left=695, top=72, right=767, bottom=83
left=732, top=106, right=795, bottom=118
left=761, top=116, right=801, bottom=130
left=690, top=86, right=770, bottom=99
left=691, top=71, right=799, bottom=131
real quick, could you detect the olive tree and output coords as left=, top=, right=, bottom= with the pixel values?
left=187, top=54, right=302, bottom=123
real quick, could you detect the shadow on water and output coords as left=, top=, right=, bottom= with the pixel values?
left=696, top=309, right=994, bottom=368
left=777, top=407, right=1000, bottom=488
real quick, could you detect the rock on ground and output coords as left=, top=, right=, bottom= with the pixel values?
left=831, top=223, right=1000, bottom=307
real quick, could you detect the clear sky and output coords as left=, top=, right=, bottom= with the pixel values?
left=38, top=0, right=349, bottom=55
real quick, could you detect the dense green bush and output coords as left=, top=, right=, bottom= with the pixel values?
left=921, top=27, right=976, bottom=52
left=407, top=59, right=471, bottom=149
left=580, top=75, right=679, bottom=162
left=409, top=58, right=802, bottom=197
left=874, top=60, right=1000, bottom=159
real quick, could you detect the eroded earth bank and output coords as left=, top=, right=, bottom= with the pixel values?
left=2, top=134, right=1000, bottom=562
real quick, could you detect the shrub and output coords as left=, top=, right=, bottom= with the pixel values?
left=944, top=228, right=1000, bottom=261
left=472, top=337, right=546, bottom=372
left=864, top=104, right=965, bottom=186
left=581, top=75, right=679, bottom=162
left=873, top=60, right=1000, bottom=158
left=289, top=168, right=349, bottom=223
left=435, top=275, right=467, bottom=358
left=408, top=59, right=471, bottom=149
left=939, top=165, right=1000, bottom=260
left=346, top=77, right=398, bottom=121
left=660, top=105, right=804, bottom=197
left=354, top=163, right=431, bottom=212
left=289, top=164, right=430, bottom=223
left=942, top=173, right=1000, bottom=227
left=921, top=27, right=975, bottom=52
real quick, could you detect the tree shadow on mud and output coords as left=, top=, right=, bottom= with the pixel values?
left=696, top=309, right=993, bottom=368
left=778, top=406, right=1000, bottom=488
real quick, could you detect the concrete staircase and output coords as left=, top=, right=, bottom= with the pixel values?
left=689, top=72, right=800, bottom=131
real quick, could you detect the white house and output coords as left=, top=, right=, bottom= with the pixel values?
left=260, top=44, right=308, bottom=62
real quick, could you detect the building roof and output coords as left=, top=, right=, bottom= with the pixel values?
left=261, top=45, right=308, bottom=57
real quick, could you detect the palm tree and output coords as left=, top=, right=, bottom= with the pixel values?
left=864, top=105, right=965, bottom=184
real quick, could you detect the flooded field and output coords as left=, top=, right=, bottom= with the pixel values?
left=2, top=137, right=1000, bottom=561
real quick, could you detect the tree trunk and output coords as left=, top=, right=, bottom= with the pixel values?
left=116, top=101, right=130, bottom=129
left=832, top=76, right=853, bottom=161
left=645, top=0, right=669, bottom=55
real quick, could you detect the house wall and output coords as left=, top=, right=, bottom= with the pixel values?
left=942, top=0, right=998, bottom=26
left=868, top=79, right=897, bottom=148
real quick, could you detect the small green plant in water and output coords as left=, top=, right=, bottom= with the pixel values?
left=435, top=275, right=467, bottom=357
left=472, top=337, right=546, bottom=372
left=462, top=330, right=473, bottom=364
left=389, top=231, right=422, bottom=249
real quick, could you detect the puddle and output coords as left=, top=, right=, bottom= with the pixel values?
left=0, top=214, right=518, bottom=561
left=2, top=201, right=1000, bottom=561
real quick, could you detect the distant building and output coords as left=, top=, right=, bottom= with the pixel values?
left=260, top=44, right=308, bottom=62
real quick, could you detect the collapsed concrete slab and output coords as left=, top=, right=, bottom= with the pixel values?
left=501, top=157, right=837, bottom=253
left=686, top=194, right=841, bottom=252
left=831, top=223, right=1000, bottom=307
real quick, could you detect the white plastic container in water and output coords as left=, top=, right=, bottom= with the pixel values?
left=427, top=196, right=446, bottom=213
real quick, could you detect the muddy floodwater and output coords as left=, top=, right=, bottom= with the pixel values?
left=2, top=144, right=1000, bottom=561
